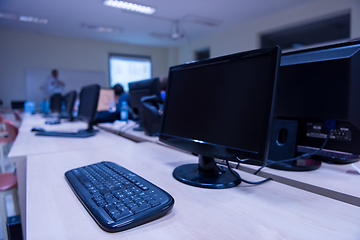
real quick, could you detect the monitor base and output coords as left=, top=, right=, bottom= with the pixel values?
left=173, top=156, right=241, bottom=189
left=267, top=158, right=321, bottom=171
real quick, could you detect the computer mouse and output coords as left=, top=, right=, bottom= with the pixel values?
left=31, top=127, right=45, bottom=132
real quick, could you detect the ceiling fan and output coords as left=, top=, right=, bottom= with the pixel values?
left=149, top=20, right=185, bottom=40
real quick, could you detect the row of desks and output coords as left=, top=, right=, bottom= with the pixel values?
left=8, top=114, right=360, bottom=240
left=99, top=121, right=360, bottom=207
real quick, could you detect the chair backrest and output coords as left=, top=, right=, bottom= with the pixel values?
left=2, top=120, right=18, bottom=142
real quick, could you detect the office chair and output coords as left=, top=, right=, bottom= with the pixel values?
left=0, top=171, right=20, bottom=240
left=0, top=120, right=18, bottom=173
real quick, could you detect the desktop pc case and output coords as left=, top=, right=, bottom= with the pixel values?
left=274, top=40, right=360, bottom=156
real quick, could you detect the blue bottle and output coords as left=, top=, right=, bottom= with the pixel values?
left=120, top=101, right=129, bottom=121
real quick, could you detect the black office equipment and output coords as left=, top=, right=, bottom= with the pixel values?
left=6, top=215, right=23, bottom=240
left=11, top=101, right=26, bottom=110
left=159, top=46, right=281, bottom=189
left=50, top=93, right=62, bottom=113
left=65, top=161, right=174, bottom=232
left=273, top=40, right=360, bottom=168
left=129, top=78, right=161, bottom=131
left=62, top=90, right=77, bottom=121
left=141, top=95, right=164, bottom=136
left=36, top=84, right=100, bottom=138
left=31, top=127, right=45, bottom=132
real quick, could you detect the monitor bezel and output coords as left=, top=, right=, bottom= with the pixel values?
left=64, top=90, right=77, bottom=121
left=77, top=84, right=100, bottom=125
left=128, top=77, right=161, bottom=118
left=159, top=46, right=281, bottom=166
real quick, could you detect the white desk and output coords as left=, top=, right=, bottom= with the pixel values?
left=7, top=114, right=140, bottom=238
left=228, top=160, right=360, bottom=207
left=26, top=142, right=360, bottom=240
left=98, top=121, right=360, bottom=207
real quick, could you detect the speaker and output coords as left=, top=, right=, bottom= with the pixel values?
left=268, top=119, right=298, bottom=161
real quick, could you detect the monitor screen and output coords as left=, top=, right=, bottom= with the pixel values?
left=129, top=78, right=160, bottom=130
left=159, top=46, right=281, bottom=189
left=64, top=90, right=77, bottom=121
left=274, top=40, right=360, bottom=166
left=97, top=88, right=115, bottom=111
left=77, top=84, right=100, bottom=131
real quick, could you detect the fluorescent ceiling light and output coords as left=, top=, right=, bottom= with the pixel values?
left=0, top=12, right=48, bottom=24
left=82, top=23, right=122, bottom=33
left=103, top=0, right=156, bottom=15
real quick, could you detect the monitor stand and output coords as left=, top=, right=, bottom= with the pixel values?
left=267, top=158, right=321, bottom=171
left=77, top=123, right=99, bottom=134
left=172, top=155, right=241, bottom=189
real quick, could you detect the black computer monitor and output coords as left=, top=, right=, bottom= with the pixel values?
left=50, top=93, right=62, bottom=113
left=11, top=101, right=26, bottom=110
left=63, top=90, right=77, bottom=121
left=159, top=46, right=281, bottom=189
left=129, top=78, right=161, bottom=131
left=77, top=84, right=100, bottom=132
left=273, top=40, right=360, bottom=169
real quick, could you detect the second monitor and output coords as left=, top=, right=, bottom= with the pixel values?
left=128, top=78, right=161, bottom=131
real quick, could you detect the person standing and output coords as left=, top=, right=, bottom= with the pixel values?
left=47, top=69, right=65, bottom=112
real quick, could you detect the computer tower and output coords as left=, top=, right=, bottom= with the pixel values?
left=6, top=215, right=23, bottom=240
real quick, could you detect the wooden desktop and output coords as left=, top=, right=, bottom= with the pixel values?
left=8, top=114, right=360, bottom=240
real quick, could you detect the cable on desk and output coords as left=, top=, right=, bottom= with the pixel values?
left=254, top=131, right=331, bottom=175
left=225, top=160, right=273, bottom=185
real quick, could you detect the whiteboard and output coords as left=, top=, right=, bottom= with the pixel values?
left=26, top=68, right=107, bottom=109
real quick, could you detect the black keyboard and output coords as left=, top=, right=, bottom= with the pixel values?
left=35, top=131, right=95, bottom=138
left=65, top=161, right=174, bottom=232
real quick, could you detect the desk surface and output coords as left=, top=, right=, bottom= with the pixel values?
left=98, top=121, right=360, bottom=207
left=26, top=142, right=360, bottom=240
left=98, top=121, right=161, bottom=144
left=8, top=114, right=127, bottom=161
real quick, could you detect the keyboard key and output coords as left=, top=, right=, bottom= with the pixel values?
left=65, top=161, right=174, bottom=232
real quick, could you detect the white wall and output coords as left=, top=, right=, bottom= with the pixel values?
left=177, top=0, right=360, bottom=64
left=0, top=30, right=170, bottom=108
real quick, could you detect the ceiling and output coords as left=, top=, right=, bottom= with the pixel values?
left=0, top=0, right=317, bottom=47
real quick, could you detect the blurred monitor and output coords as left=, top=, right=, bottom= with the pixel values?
left=97, top=88, right=115, bottom=111
left=11, top=101, right=26, bottom=110
left=77, top=84, right=101, bottom=132
left=129, top=78, right=160, bottom=131
left=63, top=90, right=77, bottom=121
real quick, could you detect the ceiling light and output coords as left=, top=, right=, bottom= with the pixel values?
left=103, top=0, right=156, bottom=15
left=0, top=12, right=48, bottom=24
left=81, top=23, right=122, bottom=33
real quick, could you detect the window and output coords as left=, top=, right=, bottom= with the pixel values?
left=109, top=54, right=152, bottom=91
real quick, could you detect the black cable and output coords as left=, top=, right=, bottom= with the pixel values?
left=254, top=131, right=331, bottom=175
left=225, top=160, right=272, bottom=185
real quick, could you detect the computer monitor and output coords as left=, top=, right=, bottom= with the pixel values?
left=273, top=40, right=360, bottom=168
left=77, top=84, right=101, bottom=132
left=97, top=88, right=115, bottom=112
left=50, top=93, right=62, bottom=113
left=63, top=90, right=77, bottom=121
left=11, top=101, right=26, bottom=111
left=129, top=77, right=161, bottom=131
left=159, top=46, right=281, bottom=189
